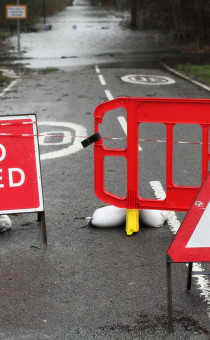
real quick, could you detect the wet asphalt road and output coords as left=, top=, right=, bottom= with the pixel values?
left=1, top=2, right=210, bottom=339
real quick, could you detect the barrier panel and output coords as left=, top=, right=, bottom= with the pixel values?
left=94, top=97, right=210, bottom=234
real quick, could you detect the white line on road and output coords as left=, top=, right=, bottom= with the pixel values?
left=118, top=116, right=142, bottom=151
left=162, top=62, right=210, bottom=92
left=94, top=66, right=142, bottom=151
left=150, top=180, right=210, bottom=318
left=104, top=89, right=114, bottom=101
left=95, top=65, right=100, bottom=73
left=98, top=74, right=106, bottom=86
left=117, top=116, right=127, bottom=135
left=0, top=79, right=20, bottom=97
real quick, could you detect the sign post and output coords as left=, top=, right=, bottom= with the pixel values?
left=17, top=0, right=20, bottom=54
left=0, top=114, right=46, bottom=243
left=5, top=2, right=27, bottom=54
left=43, top=0, right=46, bottom=26
left=167, top=171, right=210, bottom=331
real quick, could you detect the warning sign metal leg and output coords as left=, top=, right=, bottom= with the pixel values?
left=167, top=255, right=173, bottom=332
left=41, top=212, right=47, bottom=245
left=37, top=211, right=47, bottom=244
left=37, top=212, right=41, bottom=222
left=125, top=209, right=139, bottom=235
left=186, top=262, right=193, bottom=292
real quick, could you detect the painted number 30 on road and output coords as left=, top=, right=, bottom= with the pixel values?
left=38, top=121, right=87, bottom=160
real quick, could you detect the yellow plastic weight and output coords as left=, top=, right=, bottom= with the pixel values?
left=126, top=209, right=139, bottom=235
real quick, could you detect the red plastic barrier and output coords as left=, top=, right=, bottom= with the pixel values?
left=94, top=97, right=210, bottom=212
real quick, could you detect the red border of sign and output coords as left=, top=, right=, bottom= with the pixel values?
left=0, top=114, right=44, bottom=214
left=6, top=5, right=28, bottom=20
left=167, top=172, right=210, bottom=263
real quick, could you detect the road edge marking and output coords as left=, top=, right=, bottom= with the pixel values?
left=0, top=79, right=20, bottom=98
left=162, top=62, right=210, bottom=92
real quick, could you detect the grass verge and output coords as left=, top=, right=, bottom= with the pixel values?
left=0, top=70, right=11, bottom=88
left=41, top=67, right=59, bottom=74
left=0, top=29, right=11, bottom=52
left=177, top=64, right=210, bottom=86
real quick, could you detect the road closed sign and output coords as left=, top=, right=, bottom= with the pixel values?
left=6, top=5, right=27, bottom=20
left=0, top=115, right=43, bottom=213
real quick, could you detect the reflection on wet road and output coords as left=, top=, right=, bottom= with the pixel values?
left=9, top=0, right=177, bottom=69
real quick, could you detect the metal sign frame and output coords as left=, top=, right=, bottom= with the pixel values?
left=0, top=114, right=46, bottom=243
left=167, top=171, right=210, bottom=331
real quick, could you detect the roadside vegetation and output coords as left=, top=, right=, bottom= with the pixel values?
left=0, top=29, right=10, bottom=41
left=0, top=70, right=11, bottom=88
left=0, top=28, right=10, bottom=52
left=41, top=67, right=59, bottom=74
left=0, top=0, right=70, bottom=57
left=92, top=0, right=210, bottom=51
left=132, top=0, right=210, bottom=51
left=177, top=64, right=210, bottom=86
left=0, top=0, right=209, bottom=51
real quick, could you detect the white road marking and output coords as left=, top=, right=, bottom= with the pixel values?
left=150, top=180, right=210, bottom=318
left=39, top=130, right=72, bottom=146
left=162, top=62, right=210, bottom=92
left=94, top=66, right=142, bottom=151
left=98, top=74, right=106, bottom=86
left=38, top=121, right=87, bottom=160
left=0, top=79, right=20, bottom=97
left=117, top=116, right=127, bottom=135
left=104, top=89, right=113, bottom=101
left=117, top=116, right=142, bottom=151
left=121, top=74, right=175, bottom=85
left=95, top=65, right=100, bottom=73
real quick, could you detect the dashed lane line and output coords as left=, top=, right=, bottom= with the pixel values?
left=95, top=65, right=113, bottom=100
left=95, top=65, right=100, bottom=73
left=117, top=116, right=142, bottom=151
left=104, top=89, right=113, bottom=101
left=98, top=74, right=106, bottom=86
left=95, top=65, right=142, bottom=151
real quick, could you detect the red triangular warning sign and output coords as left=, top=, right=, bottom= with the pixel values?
left=168, top=172, right=210, bottom=263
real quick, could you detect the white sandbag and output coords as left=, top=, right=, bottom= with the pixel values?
left=0, top=215, right=12, bottom=233
left=139, top=209, right=169, bottom=228
left=91, top=205, right=126, bottom=228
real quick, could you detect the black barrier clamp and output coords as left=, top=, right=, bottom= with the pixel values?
left=81, top=133, right=101, bottom=148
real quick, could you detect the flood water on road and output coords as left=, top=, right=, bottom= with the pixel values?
left=9, top=0, right=178, bottom=69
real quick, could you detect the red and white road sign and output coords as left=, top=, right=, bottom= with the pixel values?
left=0, top=115, right=43, bottom=214
left=168, top=172, right=210, bottom=263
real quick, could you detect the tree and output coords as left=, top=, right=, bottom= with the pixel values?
left=131, top=0, right=138, bottom=28
left=131, top=0, right=210, bottom=47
